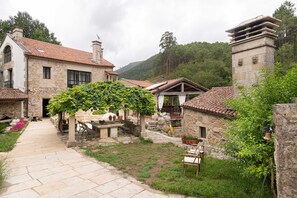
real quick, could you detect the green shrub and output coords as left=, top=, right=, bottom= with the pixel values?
left=0, top=159, right=6, bottom=188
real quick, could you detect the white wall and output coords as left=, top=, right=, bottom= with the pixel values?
left=0, top=35, right=26, bottom=91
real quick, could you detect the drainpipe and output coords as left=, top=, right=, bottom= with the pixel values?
left=26, top=55, right=29, bottom=117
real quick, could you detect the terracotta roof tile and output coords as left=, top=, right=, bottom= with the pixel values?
left=182, top=86, right=236, bottom=117
left=149, top=77, right=208, bottom=94
left=0, top=88, right=28, bottom=100
left=121, top=78, right=153, bottom=88
left=19, top=37, right=114, bottom=67
left=105, top=71, right=119, bottom=75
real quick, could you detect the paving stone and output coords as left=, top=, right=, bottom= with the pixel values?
left=0, top=189, right=39, bottom=198
left=1, top=179, right=41, bottom=196
left=94, top=178, right=131, bottom=194
left=68, top=159, right=93, bottom=168
left=29, top=169, right=53, bottom=179
left=6, top=166, right=28, bottom=177
left=90, top=172, right=121, bottom=185
left=73, top=163, right=104, bottom=174
left=6, top=174, right=33, bottom=185
left=33, top=181, right=67, bottom=195
left=62, top=176, right=84, bottom=185
left=109, top=183, right=144, bottom=197
left=79, top=168, right=109, bottom=180
left=70, top=189, right=103, bottom=198
left=27, top=161, right=63, bottom=172
left=40, top=180, right=97, bottom=198
left=38, top=170, right=79, bottom=184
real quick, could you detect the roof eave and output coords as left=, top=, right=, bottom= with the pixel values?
left=25, top=53, right=114, bottom=67
left=183, top=105, right=235, bottom=119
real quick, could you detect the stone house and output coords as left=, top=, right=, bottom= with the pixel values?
left=0, top=28, right=118, bottom=119
left=182, top=16, right=280, bottom=151
left=182, top=87, right=235, bottom=150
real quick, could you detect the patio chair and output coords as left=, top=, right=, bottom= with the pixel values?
left=187, top=143, right=204, bottom=160
left=182, top=152, right=202, bottom=176
left=77, top=121, right=99, bottom=140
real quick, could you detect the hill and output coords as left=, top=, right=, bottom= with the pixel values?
left=118, top=55, right=158, bottom=81
left=116, top=61, right=143, bottom=74
left=118, top=42, right=232, bottom=88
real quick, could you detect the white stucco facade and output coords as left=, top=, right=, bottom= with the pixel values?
left=0, top=35, right=26, bottom=92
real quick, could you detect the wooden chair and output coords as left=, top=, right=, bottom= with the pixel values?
left=77, top=121, right=99, bottom=140
left=182, top=152, right=202, bottom=176
left=187, top=144, right=204, bottom=160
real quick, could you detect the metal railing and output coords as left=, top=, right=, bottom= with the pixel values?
left=4, top=80, right=13, bottom=88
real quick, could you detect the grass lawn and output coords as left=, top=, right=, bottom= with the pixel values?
left=0, top=123, right=21, bottom=152
left=85, top=140, right=273, bottom=198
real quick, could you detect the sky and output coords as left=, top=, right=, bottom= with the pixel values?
left=0, top=0, right=291, bottom=69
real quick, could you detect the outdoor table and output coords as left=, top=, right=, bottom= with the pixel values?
left=88, top=121, right=124, bottom=139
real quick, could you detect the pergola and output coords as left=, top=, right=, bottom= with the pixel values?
left=146, top=78, right=208, bottom=119
left=47, top=81, right=156, bottom=147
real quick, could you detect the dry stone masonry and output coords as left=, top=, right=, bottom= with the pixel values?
left=273, top=103, right=297, bottom=198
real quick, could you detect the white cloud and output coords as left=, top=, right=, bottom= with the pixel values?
left=0, top=0, right=287, bottom=69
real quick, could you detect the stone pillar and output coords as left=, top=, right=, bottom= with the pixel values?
left=273, top=103, right=297, bottom=198
left=140, top=114, right=147, bottom=137
left=67, top=115, right=76, bottom=147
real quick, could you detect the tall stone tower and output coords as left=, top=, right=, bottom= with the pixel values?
left=226, top=15, right=281, bottom=87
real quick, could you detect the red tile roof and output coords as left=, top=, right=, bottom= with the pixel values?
left=105, top=71, right=119, bottom=76
left=18, top=37, right=114, bottom=67
left=0, top=88, right=28, bottom=100
left=120, top=78, right=153, bottom=88
left=148, top=77, right=208, bottom=94
left=182, top=86, right=236, bottom=117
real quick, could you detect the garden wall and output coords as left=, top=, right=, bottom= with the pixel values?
left=273, top=103, right=297, bottom=198
left=0, top=101, right=23, bottom=118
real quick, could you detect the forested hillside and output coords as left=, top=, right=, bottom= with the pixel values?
left=116, top=61, right=143, bottom=74
left=118, top=42, right=232, bottom=88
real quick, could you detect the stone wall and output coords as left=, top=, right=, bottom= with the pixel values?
left=0, top=101, right=23, bottom=118
left=273, top=103, right=297, bottom=198
left=27, top=57, right=113, bottom=117
left=182, top=108, right=229, bottom=155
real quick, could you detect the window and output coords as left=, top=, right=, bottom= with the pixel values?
left=4, top=46, right=11, bottom=63
left=199, top=126, right=206, bottom=138
left=43, top=67, right=51, bottom=79
left=4, top=69, right=13, bottom=88
left=67, top=70, right=91, bottom=88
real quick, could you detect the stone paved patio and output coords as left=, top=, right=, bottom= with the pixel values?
left=0, top=119, right=184, bottom=198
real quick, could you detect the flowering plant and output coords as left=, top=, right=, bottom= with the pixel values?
left=10, top=120, right=27, bottom=131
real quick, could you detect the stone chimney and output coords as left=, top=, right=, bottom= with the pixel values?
left=12, top=27, right=23, bottom=41
left=226, top=15, right=281, bottom=88
left=92, top=40, right=102, bottom=64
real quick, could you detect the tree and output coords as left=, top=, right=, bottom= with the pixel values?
left=159, top=31, right=177, bottom=52
left=273, top=1, right=297, bottom=66
left=224, top=64, right=297, bottom=180
left=0, top=11, right=60, bottom=44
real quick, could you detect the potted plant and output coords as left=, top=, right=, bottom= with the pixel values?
left=181, top=135, right=198, bottom=145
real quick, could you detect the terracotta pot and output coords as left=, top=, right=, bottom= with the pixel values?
left=182, top=139, right=198, bottom=145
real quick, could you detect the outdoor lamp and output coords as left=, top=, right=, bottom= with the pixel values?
left=263, top=124, right=273, bottom=141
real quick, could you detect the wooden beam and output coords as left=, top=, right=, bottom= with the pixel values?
left=160, top=91, right=203, bottom=96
